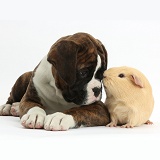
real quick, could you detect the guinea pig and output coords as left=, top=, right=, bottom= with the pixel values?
left=102, top=66, right=154, bottom=128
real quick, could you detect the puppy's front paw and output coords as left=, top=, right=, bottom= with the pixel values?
left=44, top=112, right=76, bottom=131
left=21, top=107, right=46, bottom=129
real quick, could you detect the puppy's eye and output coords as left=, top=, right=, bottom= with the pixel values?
left=118, top=73, right=125, bottom=78
left=79, top=69, right=89, bottom=78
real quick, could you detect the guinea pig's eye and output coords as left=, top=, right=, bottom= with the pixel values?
left=118, top=73, right=125, bottom=78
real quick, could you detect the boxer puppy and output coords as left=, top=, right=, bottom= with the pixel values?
left=0, top=32, right=110, bottom=131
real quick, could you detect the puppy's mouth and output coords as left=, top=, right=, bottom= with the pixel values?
left=62, top=86, right=102, bottom=105
left=62, top=90, right=87, bottom=105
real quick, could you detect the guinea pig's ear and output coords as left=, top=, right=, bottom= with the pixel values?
left=47, top=40, right=78, bottom=86
left=130, top=74, right=144, bottom=88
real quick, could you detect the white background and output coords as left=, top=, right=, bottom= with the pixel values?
left=0, top=0, right=160, bottom=160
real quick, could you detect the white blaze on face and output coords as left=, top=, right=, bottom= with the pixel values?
left=85, top=55, right=102, bottom=104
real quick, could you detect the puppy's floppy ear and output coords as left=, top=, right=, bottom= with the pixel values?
left=86, top=34, right=108, bottom=70
left=130, top=74, right=144, bottom=88
left=47, top=40, right=78, bottom=86
left=93, top=39, right=108, bottom=70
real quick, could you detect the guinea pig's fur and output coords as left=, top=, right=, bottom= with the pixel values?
left=103, top=66, right=154, bottom=128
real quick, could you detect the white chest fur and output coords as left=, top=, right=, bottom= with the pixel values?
left=33, top=56, right=78, bottom=114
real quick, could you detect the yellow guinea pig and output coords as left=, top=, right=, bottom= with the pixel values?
left=103, top=66, right=154, bottom=128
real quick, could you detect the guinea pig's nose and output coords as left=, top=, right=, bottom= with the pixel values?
left=103, top=74, right=107, bottom=78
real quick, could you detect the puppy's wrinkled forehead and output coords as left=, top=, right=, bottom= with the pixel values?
left=69, top=33, right=98, bottom=68
left=76, top=46, right=97, bottom=70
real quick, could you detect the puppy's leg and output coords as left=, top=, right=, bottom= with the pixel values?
left=0, top=71, right=32, bottom=116
left=19, top=79, right=46, bottom=129
left=44, top=101, right=110, bottom=131
left=20, top=98, right=46, bottom=129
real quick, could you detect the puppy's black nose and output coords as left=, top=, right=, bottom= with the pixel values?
left=92, top=87, right=101, bottom=97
